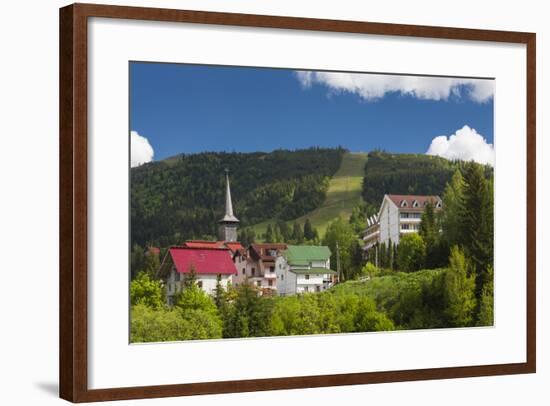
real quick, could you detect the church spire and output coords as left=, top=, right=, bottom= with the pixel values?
left=220, top=169, right=239, bottom=223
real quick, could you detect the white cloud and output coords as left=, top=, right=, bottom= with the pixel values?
left=131, top=130, right=154, bottom=168
left=295, top=71, right=494, bottom=102
left=426, top=125, right=494, bottom=166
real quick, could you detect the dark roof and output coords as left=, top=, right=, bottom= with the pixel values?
left=249, top=243, right=287, bottom=261
left=386, top=194, right=442, bottom=210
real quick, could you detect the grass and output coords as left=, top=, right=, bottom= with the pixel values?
left=251, top=152, right=368, bottom=239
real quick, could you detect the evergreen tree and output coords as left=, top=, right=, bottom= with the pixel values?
left=183, top=264, right=198, bottom=289
left=441, top=170, right=465, bottom=247
left=130, top=244, right=146, bottom=280
left=444, top=246, right=477, bottom=327
left=213, top=274, right=227, bottom=310
left=272, top=224, right=283, bottom=243
left=264, top=224, right=274, bottom=243
left=379, top=242, right=387, bottom=269
left=277, top=220, right=291, bottom=242
left=223, top=283, right=272, bottom=338
left=142, top=251, right=161, bottom=279
left=419, top=201, right=438, bottom=248
left=304, top=218, right=315, bottom=241
left=477, top=265, right=494, bottom=326
left=387, top=239, right=394, bottom=269
left=238, top=227, right=256, bottom=247
left=419, top=201, right=441, bottom=268
left=460, top=162, right=494, bottom=296
left=292, top=221, right=304, bottom=244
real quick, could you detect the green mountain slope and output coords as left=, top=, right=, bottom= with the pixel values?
left=130, top=148, right=344, bottom=247
left=251, top=152, right=368, bottom=238
left=361, top=151, right=459, bottom=205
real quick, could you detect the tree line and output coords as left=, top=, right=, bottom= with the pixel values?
left=131, top=148, right=344, bottom=247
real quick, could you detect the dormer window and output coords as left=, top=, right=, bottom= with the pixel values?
left=400, top=200, right=408, bottom=207
left=412, top=200, right=419, bottom=208
left=436, top=201, right=442, bottom=208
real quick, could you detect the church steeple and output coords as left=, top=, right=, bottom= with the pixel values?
left=218, top=169, right=239, bottom=241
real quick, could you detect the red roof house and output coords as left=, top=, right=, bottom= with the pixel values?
left=161, top=246, right=238, bottom=276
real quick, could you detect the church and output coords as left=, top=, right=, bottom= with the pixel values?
left=158, top=169, right=335, bottom=302
left=158, top=170, right=242, bottom=303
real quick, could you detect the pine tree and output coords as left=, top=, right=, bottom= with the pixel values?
left=419, top=202, right=437, bottom=248
left=304, top=218, right=315, bottom=241
left=277, top=220, right=291, bottom=242
left=419, top=201, right=440, bottom=268
left=444, top=246, right=477, bottom=327
left=379, top=243, right=387, bottom=269
left=387, top=239, right=394, bottom=269
left=264, top=224, right=274, bottom=243
left=272, top=224, right=283, bottom=243
left=183, top=264, right=198, bottom=289
left=214, top=274, right=227, bottom=310
left=441, top=170, right=465, bottom=247
left=292, top=221, right=304, bottom=244
left=460, top=163, right=494, bottom=296
left=477, top=265, right=494, bottom=326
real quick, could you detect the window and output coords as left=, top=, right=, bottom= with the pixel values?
left=268, top=280, right=273, bottom=287
left=436, top=201, right=442, bottom=208
left=305, top=274, right=310, bottom=280
left=412, top=200, right=419, bottom=207
left=270, top=266, right=275, bottom=272
left=197, top=281, right=203, bottom=289
left=400, top=200, right=408, bottom=207
left=242, top=268, right=245, bottom=275
left=304, top=286, right=309, bottom=292
left=402, top=224, right=410, bottom=230
left=316, top=286, right=321, bottom=292
left=251, top=267, right=255, bottom=276
left=175, top=272, right=180, bottom=282
left=256, top=281, right=261, bottom=287
left=281, top=274, right=284, bottom=280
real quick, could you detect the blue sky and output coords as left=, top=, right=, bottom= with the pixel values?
left=130, top=62, right=494, bottom=164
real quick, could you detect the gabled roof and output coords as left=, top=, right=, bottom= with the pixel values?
left=183, top=241, right=224, bottom=249
left=386, top=194, right=442, bottom=211
left=183, top=240, right=244, bottom=254
left=168, top=247, right=237, bottom=275
left=284, top=245, right=331, bottom=265
left=249, top=243, right=287, bottom=261
left=225, top=242, right=245, bottom=254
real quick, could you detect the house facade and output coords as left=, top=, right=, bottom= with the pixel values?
left=233, top=243, right=287, bottom=293
left=159, top=246, right=238, bottom=304
left=363, top=194, right=442, bottom=255
left=276, top=245, right=336, bottom=295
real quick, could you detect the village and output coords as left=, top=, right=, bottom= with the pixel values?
left=155, top=170, right=442, bottom=305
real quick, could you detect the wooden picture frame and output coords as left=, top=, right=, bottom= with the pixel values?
left=59, top=3, right=536, bottom=402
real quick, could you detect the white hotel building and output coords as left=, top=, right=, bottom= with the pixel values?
left=363, top=194, right=442, bottom=252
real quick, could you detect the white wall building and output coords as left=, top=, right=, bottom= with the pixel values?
left=158, top=246, right=238, bottom=305
left=276, top=245, right=336, bottom=296
left=363, top=194, right=442, bottom=252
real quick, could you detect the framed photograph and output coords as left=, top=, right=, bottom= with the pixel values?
left=59, top=3, right=536, bottom=402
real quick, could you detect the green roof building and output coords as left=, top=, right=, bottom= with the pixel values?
left=276, top=245, right=336, bottom=295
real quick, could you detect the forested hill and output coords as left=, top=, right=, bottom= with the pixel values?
left=362, top=151, right=461, bottom=207
left=131, top=148, right=345, bottom=247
